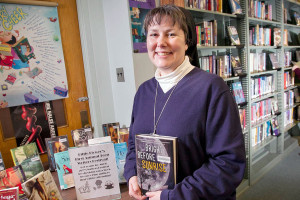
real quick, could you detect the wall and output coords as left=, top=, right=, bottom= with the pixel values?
left=77, top=0, right=155, bottom=136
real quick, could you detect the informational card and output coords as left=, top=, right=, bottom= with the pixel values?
left=0, top=3, right=68, bottom=108
left=69, top=143, right=120, bottom=200
left=129, top=0, right=156, bottom=53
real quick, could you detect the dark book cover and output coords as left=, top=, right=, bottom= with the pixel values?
left=0, top=187, right=19, bottom=200
left=269, top=53, right=279, bottom=69
left=45, top=135, right=69, bottom=171
left=10, top=101, right=58, bottom=154
left=271, top=117, right=280, bottom=136
left=21, top=170, right=63, bottom=200
left=11, top=36, right=35, bottom=63
left=135, top=134, right=177, bottom=195
left=231, top=55, right=243, bottom=76
left=102, top=123, right=120, bottom=144
left=71, top=127, right=93, bottom=147
left=0, top=166, right=26, bottom=199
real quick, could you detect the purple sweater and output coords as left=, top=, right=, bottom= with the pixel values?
left=124, top=68, right=246, bottom=200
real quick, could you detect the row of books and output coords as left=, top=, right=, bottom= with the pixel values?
left=196, top=20, right=217, bottom=46
left=251, top=117, right=279, bottom=147
left=249, top=53, right=267, bottom=73
left=284, top=90, right=295, bottom=110
left=186, top=0, right=242, bottom=14
left=283, top=71, right=294, bottom=90
left=249, top=26, right=279, bottom=46
left=251, top=75, right=275, bottom=99
left=248, top=0, right=273, bottom=21
left=199, top=54, right=243, bottom=78
left=251, top=98, right=279, bottom=125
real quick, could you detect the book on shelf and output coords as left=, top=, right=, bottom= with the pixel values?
left=69, top=143, right=120, bottom=200
left=273, top=28, right=281, bottom=47
left=71, top=127, right=93, bottom=147
left=268, top=53, right=280, bottom=69
left=296, top=51, right=300, bottom=62
left=161, top=0, right=185, bottom=7
left=239, top=108, right=246, bottom=131
left=0, top=152, right=5, bottom=171
left=271, top=98, right=279, bottom=115
left=54, top=150, right=75, bottom=190
left=114, top=142, right=128, bottom=184
left=11, top=36, right=35, bottom=63
left=135, top=134, right=177, bottom=195
left=0, top=166, right=26, bottom=199
left=228, top=0, right=242, bottom=14
left=45, top=135, right=70, bottom=171
left=271, top=117, right=280, bottom=136
left=232, top=81, right=245, bottom=105
left=10, top=143, right=39, bottom=166
left=0, top=187, right=19, bottom=200
left=227, top=26, right=240, bottom=45
left=231, top=55, right=243, bottom=76
left=283, top=29, right=288, bottom=46
left=102, top=122, right=120, bottom=144
left=22, top=170, right=63, bottom=200
left=292, top=11, right=300, bottom=26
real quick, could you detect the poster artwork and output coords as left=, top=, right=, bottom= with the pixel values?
left=69, top=143, right=120, bottom=200
left=0, top=3, right=68, bottom=108
left=10, top=101, right=58, bottom=154
left=129, top=0, right=156, bottom=53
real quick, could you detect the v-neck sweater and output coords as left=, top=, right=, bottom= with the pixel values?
left=124, top=67, right=246, bottom=200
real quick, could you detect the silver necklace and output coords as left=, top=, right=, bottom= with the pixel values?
left=153, top=81, right=178, bottom=135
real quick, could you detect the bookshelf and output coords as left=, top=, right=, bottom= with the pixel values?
left=179, top=0, right=300, bottom=194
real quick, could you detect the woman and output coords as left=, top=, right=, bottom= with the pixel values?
left=124, top=5, right=246, bottom=200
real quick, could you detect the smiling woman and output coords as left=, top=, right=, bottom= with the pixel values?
left=124, top=4, right=246, bottom=200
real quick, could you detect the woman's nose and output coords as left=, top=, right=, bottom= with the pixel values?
left=157, top=35, right=167, bottom=47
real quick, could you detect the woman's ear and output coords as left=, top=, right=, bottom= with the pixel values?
left=185, top=44, right=188, bottom=51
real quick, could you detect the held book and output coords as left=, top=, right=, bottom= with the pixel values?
left=135, top=134, right=177, bottom=195
left=21, top=170, right=63, bottom=200
left=54, top=151, right=75, bottom=190
left=11, top=36, right=35, bottom=63
left=45, top=135, right=69, bottom=171
left=0, top=187, right=19, bottom=200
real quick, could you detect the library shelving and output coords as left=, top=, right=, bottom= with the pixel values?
left=180, top=0, right=300, bottom=194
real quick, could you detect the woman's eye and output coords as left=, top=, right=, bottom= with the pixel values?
left=168, top=33, right=176, bottom=37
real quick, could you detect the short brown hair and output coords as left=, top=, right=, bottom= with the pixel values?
left=143, top=5, right=188, bottom=44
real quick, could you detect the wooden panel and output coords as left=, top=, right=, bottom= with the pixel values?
left=0, top=0, right=91, bottom=168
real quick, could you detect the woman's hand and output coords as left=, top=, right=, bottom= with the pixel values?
left=146, top=191, right=162, bottom=200
left=128, top=176, right=147, bottom=200
left=292, top=61, right=300, bottom=71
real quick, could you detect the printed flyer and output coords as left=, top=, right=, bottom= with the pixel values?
left=129, top=0, right=156, bottom=53
left=69, top=143, right=120, bottom=200
left=0, top=3, right=68, bottom=108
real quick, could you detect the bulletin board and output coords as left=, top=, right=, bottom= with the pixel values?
left=0, top=2, right=68, bottom=108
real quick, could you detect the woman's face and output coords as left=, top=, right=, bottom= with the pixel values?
left=147, top=16, right=187, bottom=76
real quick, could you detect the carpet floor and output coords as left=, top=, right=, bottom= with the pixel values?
left=238, top=139, right=300, bottom=200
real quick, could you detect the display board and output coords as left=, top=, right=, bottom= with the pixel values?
left=0, top=3, right=68, bottom=108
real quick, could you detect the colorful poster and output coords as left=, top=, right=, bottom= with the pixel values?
left=0, top=3, right=68, bottom=108
left=10, top=101, right=58, bottom=154
left=129, top=0, right=156, bottom=53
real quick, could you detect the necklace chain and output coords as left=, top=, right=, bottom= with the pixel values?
left=153, top=81, right=178, bottom=135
